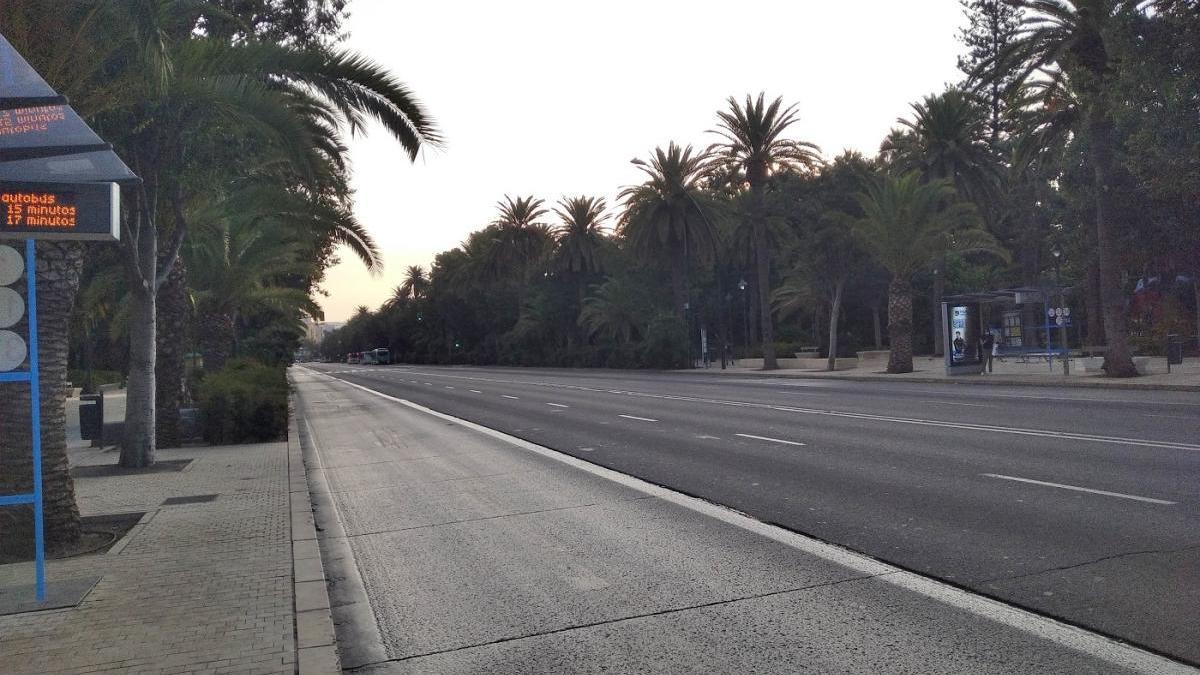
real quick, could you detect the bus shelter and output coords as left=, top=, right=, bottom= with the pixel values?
left=942, top=286, right=1074, bottom=376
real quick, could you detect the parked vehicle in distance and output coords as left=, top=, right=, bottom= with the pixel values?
left=361, top=350, right=379, bottom=365
left=346, top=352, right=360, bottom=364
left=371, top=348, right=392, bottom=365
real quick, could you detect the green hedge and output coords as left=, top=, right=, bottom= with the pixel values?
left=196, top=359, right=288, bottom=445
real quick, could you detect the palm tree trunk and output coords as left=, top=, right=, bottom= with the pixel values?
left=887, top=277, right=914, bottom=374
left=670, top=247, right=687, bottom=320
left=827, top=278, right=844, bottom=371
left=755, top=224, right=777, bottom=370
left=932, top=255, right=945, bottom=356
left=155, top=258, right=187, bottom=448
left=121, top=185, right=159, bottom=468
left=122, top=284, right=156, bottom=467
left=1085, top=258, right=1105, bottom=346
left=872, top=302, right=883, bottom=349
left=1087, top=107, right=1137, bottom=377
left=0, top=242, right=84, bottom=554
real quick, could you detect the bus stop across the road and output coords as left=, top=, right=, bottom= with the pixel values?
left=942, top=286, right=1074, bottom=376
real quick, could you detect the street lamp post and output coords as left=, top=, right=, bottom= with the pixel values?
left=1052, top=245, right=1069, bottom=375
left=738, top=278, right=749, bottom=359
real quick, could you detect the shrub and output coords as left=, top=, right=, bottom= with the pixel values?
left=640, top=315, right=689, bottom=369
left=196, top=358, right=288, bottom=445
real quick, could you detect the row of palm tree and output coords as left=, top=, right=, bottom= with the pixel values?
left=328, top=1, right=1195, bottom=382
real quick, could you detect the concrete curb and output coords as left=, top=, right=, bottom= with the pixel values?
left=672, top=368, right=1200, bottom=392
left=288, top=400, right=341, bottom=674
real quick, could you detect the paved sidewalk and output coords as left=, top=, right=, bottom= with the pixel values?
left=0, top=438, right=309, bottom=674
left=293, top=368, right=1193, bottom=674
left=683, top=355, right=1200, bottom=390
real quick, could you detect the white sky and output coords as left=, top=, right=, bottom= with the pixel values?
left=318, top=0, right=966, bottom=322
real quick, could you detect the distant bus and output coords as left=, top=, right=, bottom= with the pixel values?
left=361, top=350, right=378, bottom=365
left=370, top=348, right=391, bottom=365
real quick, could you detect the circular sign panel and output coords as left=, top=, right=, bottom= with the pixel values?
left=0, top=245, right=23, bottom=286
left=0, top=286, right=24, bottom=328
left=0, top=329, right=28, bottom=371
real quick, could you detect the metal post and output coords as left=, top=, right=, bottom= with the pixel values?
left=26, top=239, right=45, bottom=602
left=1043, top=287, right=1053, bottom=373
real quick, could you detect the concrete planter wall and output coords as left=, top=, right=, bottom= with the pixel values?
left=738, top=357, right=855, bottom=371
left=857, top=350, right=891, bottom=370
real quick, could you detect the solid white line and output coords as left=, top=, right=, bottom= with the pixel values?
left=981, top=474, right=1177, bottom=505
left=736, top=433, right=806, bottom=447
left=618, top=414, right=658, bottom=422
left=311, top=370, right=1191, bottom=675
left=469, top=390, right=482, bottom=394
left=502, top=395, right=519, bottom=400
left=920, top=400, right=987, bottom=407
left=546, top=403, right=569, bottom=408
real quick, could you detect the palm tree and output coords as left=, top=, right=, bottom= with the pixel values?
left=186, top=216, right=321, bottom=373
left=852, top=173, right=1010, bottom=373
left=0, top=1, right=130, bottom=550
left=553, top=196, right=609, bottom=277
left=894, top=89, right=1001, bottom=204
left=91, top=2, right=441, bottom=466
left=619, top=143, right=720, bottom=319
left=988, top=0, right=1146, bottom=377
left=578, top=278, right=649, bottom=345
left=484, top=195, right=554, bottom=296
left=891, top=88, right=1001, bottom=355
left=708, top=93, right=822, bottom=369
left=397, top=265, right=430, bottom=301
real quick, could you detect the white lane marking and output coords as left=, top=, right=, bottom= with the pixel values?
left=696, top=434, right=721, bottom=440
left=981, top=474, right=1177, bottom=505
left=502, top=395, right=519, bottom=400
left=920, top=400, right=987, bottom=408
left=1143, top=413, right=1194, bottom=420
left=469, top=390, right=483, bottom=394
left=424, top=382, right=433, bottom=385
left=314, top=371, right=1190, bottom=675
left=736, top=433, right=806, bottom=447
left=321, top=367, right=1200, bottom=452
left=445, top=386, right=455, bottom=389
left=546, top=403, right=569, bottom=408
left=618, top=414, right=658, bottom=422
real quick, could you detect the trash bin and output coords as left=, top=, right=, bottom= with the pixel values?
left=79, top=393, right=103, bottom=444
left=1167, top=335, right=1184, bottom=365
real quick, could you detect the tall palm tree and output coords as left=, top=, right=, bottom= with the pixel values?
left=892, top=88, right=1001, bottom=355
left=397, top=265, right=430, bottom=301
left=852, top=173, right=1010, bottom=373
left=989, top=0, right=1146, bottom=377
left=707, top=93, right=822, bottom=369
left=484, top=195, right=554, bottom=293
left=553, top=196, right=609, bottom=277
left=619, top=142, right=719, bottom=319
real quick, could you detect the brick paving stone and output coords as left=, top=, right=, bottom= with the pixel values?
left=0, top=443, right=297, bottom=675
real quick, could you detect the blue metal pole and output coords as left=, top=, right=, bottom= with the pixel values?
left=26, top=238, right=45, bottom=602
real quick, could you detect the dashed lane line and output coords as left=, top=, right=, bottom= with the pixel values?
left=736, top=433, right=806, bottom=447
left=981, top=474, right=1178, bottom=505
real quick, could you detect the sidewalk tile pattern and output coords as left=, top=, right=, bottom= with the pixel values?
left=0, top=443, right=295, bottom=675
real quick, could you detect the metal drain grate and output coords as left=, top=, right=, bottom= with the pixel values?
left=160, top=494, right=218, bottom=506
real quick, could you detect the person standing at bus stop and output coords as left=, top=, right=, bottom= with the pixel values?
left=980, top=331, right=995, bottom=373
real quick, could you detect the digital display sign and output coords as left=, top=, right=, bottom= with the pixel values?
left=0, top=181, right=118, bottom=241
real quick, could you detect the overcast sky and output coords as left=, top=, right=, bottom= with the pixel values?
left=318, top=0, right=966, bottom=322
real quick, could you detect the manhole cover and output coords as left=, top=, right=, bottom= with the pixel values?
left=160, top=494, right=218, bottom=506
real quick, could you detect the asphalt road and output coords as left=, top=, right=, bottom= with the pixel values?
left=305, top=362, right=1200, bottom=664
